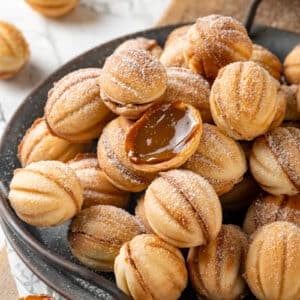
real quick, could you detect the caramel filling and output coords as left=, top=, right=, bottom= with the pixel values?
left=126, top=101, right=200, bottom=164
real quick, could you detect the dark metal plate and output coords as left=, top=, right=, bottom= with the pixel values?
left=0, top=24, right=299, bottom=300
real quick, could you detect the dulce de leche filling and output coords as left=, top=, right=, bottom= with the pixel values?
left=125, top=101, right=201, bottom=164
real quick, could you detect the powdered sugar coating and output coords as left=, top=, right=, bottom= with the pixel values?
left=134, top=195, right=153, bottom=234
left=282, top=84, right=300, bottom=121
left=100, top=49, right=167, bottom=105
left=250, top=127, right=300, bottom=195
left=184, top=123, right=247, bottom=195
left=160, top=25, right=190, bottom=68
left=183, top=15, right=252, bottom=79
left=114, top=234, right=187, bottom=300
left=244, top=194, right=300, bottom=235
left=164, top=67, right=212, bottom=122
left=246, top=221, right=300, bottom=300
left=68, top=153, right=130, bottom=209
left=265, top=127, right=300, bottom=188
left=250, top=44, right=283, bottom=81
left=45, top=68, right=113, bottom=142
left=9, top=160, right=83, bottom=227
left=284, top=44, right=300, bottom=84
left=114, top=37, right=162, bottom=58
left=188, top=224, right=248, bottom=300
left=269, top=83, right=287, bottom=129
left=18, top=118, right=91, bottom=167
left=210, top=61, right=278, bottom=140
left=68, top=205, right=143, bottom=271
left=144, top=169, right=222, bottom=248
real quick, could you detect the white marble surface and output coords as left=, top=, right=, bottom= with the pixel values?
left=0, top=0, right=170, bottom=134
left=0, top=0, right=170, bottom=296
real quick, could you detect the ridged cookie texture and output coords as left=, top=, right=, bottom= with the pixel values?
left=68, top=205, right=143, bottom=271
left=134, top=195, right=153, bottom=234
left=250, top=127, right=300, bottom=195
left=100, top=49, right=167, bottom=119
left=9, top=160, right=83, bottom=227
left=114, top=234, right=188, bottom=300
left=184, top=123, right=247, bottom=195
left=45, top=68, right=113, bottom=142
left=160, top=25, right=190, bottom=68
left=250, top=44, right=282, bottom=81
left=246, top=222, right=300, bottom=300
left=97, top=117, right=156, bottom=192
left=68, top=153, right=130, bottom=209
left=144, top=169, right=222, bottom=248
left=164, top=67, right=212, bottom=122
left=284, top=44, right=300, bottom=84
left=210, top=61, right=279, bottom=140
left=280, top=84, right=300, bottom=121
left=114, top=37, right=162, bottom=58
left=0, top=21, right=30, bottom=79
left=184, top=15, right=252, bottom=80
left=244, top=194, right=300, bottom=235
left=188, top=225, right=248, bottom=300
left=18, top=118, right=91, bottom=167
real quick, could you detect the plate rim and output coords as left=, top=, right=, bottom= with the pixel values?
left=0, top=22, right=299, bottom=299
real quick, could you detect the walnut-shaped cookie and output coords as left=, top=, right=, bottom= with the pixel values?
left=250, top=127, right=300, bottom=195
left=246, top=222, right=300, bottom=300
left=144, top=169, right=222, bottom=248
left=160, top=25, right=190, bottom=68
left=210, top=61, right=279, bottom=140
left=134, top=195, right=153, bottom=234
left=250, top=44, right=282, bottom=81
left=68, top=205, right=143, bottom=271
left=184, top=124, right=247, bottom=195
left=188, top=225, right=248, bottom=300
left=220, top=174, right=260, bottom=211
left=114, top=234, right=188, bottom=300
left=184, top=15, right=252, bottom=80
left=9, top=161, right=83, bottom=227
left=268, top=82, right=287, bottom=130
left=68, top=153, right=130, bottom=209
left=45, top=68, right=113, bottom=143
left=280, top=84, right=300, bottom=121
left=125, top=101, right=203, bottom=173
left=25, top=0, right=79, bottom=18
left=164, top=67, right=212, bottom=122
left=284, top=44, right=300, bottom=84
left=100, top=49, right=167, bottom=119
left=243, top=194, right=300, bottom=235
left=0, top=21, right=29, bottom=79
left=97, top=117, right=156, bottom=192
left=18, top=118, right=91, bottom=167
left=114, top=37, right=162, bottom=58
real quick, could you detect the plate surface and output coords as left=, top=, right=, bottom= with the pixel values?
left=0, top=24, right=299, bottom=300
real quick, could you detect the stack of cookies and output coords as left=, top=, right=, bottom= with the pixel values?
left=8, top=14, right=300, bottom=300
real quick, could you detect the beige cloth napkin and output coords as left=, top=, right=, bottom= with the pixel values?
left=157, top=0, right=300, bottom=34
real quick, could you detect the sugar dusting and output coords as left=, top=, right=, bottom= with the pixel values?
left=166, top=67, right=210, bottom=102
left=266, top=127, right=300, bottom=188
left=102, top=49, right=167, bottom=103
